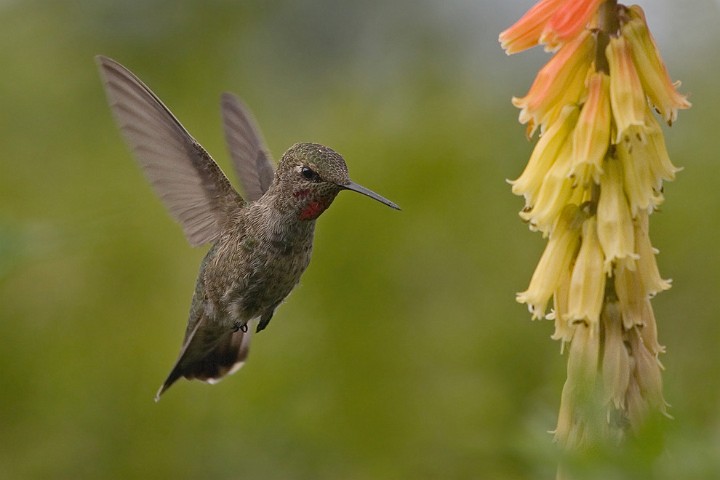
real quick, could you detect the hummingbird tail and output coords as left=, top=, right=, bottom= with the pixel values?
left=154, top=316, right=253, bottom=401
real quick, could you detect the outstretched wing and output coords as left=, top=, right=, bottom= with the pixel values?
left=96, top=55, right=243, bottom=246
left=221, top=93, right=275, bottom=202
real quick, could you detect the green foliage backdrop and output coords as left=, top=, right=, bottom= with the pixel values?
left=1, top=1, right=718, bottom=478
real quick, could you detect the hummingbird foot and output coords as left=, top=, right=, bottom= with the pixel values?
left=232, top=322, right=248, bottom=333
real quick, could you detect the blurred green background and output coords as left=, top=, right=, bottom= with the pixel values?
left=1, top=1, right=719, bottom=478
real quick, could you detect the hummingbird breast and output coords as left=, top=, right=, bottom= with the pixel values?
left=201, top=204, right=316, bottom=329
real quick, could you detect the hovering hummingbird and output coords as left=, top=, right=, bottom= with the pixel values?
left=96, top=56, right=400, bottom=401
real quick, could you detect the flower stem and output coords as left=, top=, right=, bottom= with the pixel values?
left=595, top=0, right=619, bottom=74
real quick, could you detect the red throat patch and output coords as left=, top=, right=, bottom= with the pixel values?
left=300, top=201, right=329, bottom=220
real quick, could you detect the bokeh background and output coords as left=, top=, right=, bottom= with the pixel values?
left=1, top=1, right=719, bottom=478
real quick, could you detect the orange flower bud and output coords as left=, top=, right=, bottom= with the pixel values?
left=541, top=0, right=603, bottom=51
left=513, top=31, right=593, bottom=136
left=499, top=0, right=569, bottom=54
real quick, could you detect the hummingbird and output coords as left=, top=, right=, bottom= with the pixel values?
left=95, top=56, right=400, bottom=401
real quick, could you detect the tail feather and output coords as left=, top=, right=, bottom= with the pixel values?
left=155, top=315, right=253, bottom=401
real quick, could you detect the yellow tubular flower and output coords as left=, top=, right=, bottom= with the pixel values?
left=634, top=211, right=672, bottom=295
left=520, top=139, right=575, bottom=234
left=571, top=71, right=611, bottom=186
left=554, top=321, right=601, bottom=448
left=617, top=137, right=664, bottom=216
left=624, top=6, right=691, bottom=125
left=517, top=204, right=583, bottom=319
left=511, top=105, right=579, bottom=206
left=629, top=328, right=667, bottom=415
left=639, top=297, right=665, bottom=355
left=644, top=112, right=681, bottom=185
left=554, top=376, right=576, bottom=447
left=625, top=374, right=648, bottom=434
left=566, top=217, right=606, bottom=326
left=597, top=155, right=637, bottom=271
left=625, top=372, right=648, bottom=434
left=551, top=265, right=573, bottom=344
left=601, top=301, right=631, bottom=410
left=606, top=36, right=646, bottom=143
left=614, top=263, right=646, bottom=330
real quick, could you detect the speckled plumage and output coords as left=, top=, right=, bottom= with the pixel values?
left=96, top=57, right=399, bottom=401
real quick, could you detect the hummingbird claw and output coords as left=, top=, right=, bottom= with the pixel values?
left=232, top=322, right=248, bottom=333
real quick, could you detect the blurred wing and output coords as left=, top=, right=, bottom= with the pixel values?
left=221, top=93, right=275, bottom=202
left=96, top=55, right=243, bottom=246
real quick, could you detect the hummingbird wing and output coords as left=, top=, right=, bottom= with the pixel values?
left=220, top=93, right=275, bottom=202
left=155, top=314, right=253, bottom=401
left=96, top=56, right=243, bottom=247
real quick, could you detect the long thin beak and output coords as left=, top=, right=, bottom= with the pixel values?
left=342, top=181, right=401, bottom=210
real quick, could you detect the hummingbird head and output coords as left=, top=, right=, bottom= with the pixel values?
left=273, top=143, right=400, bottom=220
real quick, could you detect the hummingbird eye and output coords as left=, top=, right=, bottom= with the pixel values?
left=300, top=166, right=320, bottom=182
